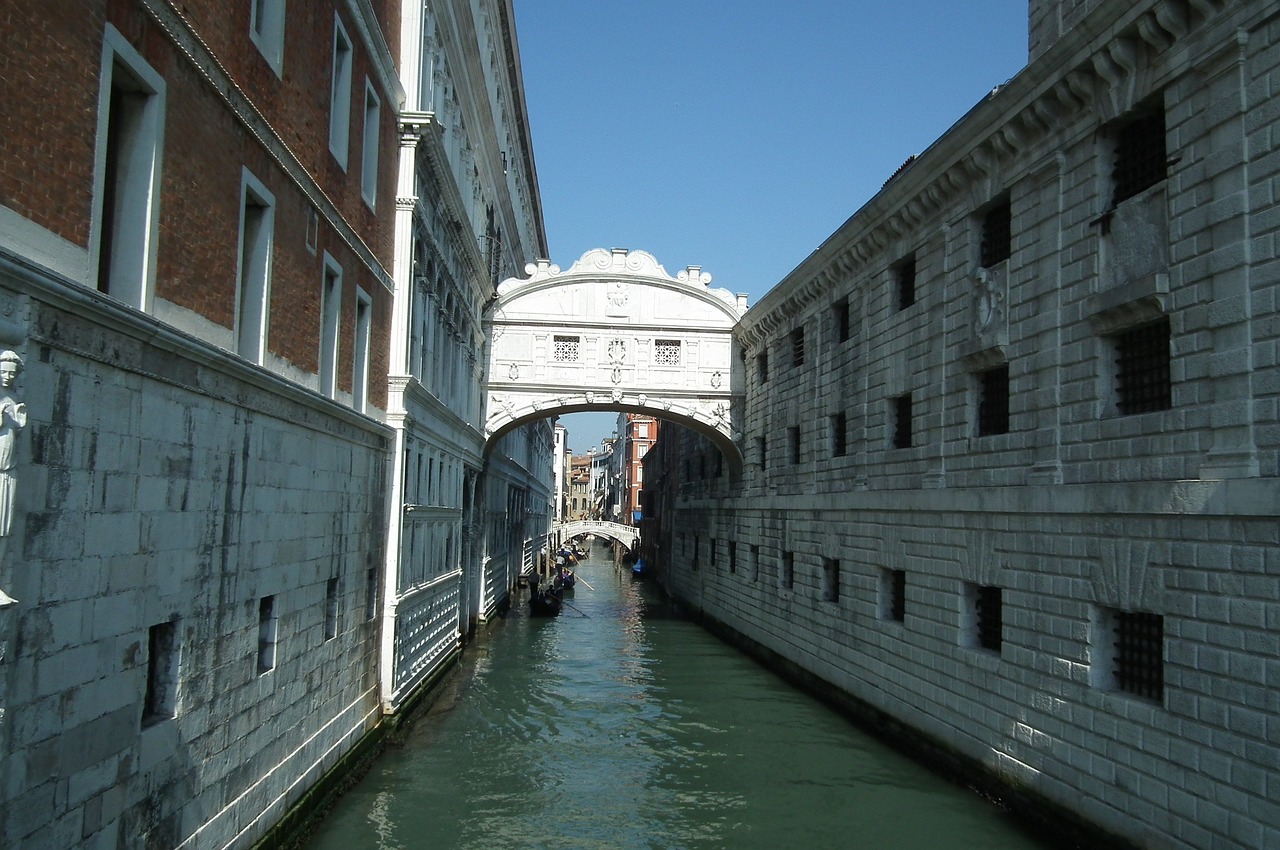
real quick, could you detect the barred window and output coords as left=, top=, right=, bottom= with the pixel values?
left=789, top=425, right=801, bottom=465
left=980, top=196, right=1012, bottom=268
left=1113, top=103, right=1167, bottom=205
left=823, top=558, right=840, bottom=603
left=973, top=584, right=1003, bottom=652
left=882, top=569, right=906, bottom=622
left=895, top=254, right=917, bottom=310
left=553, top=335, right=580, bottom=362
left=654, top=339, right=681, bottom=366
left=1114, top=319, right=1171, bottom=415
left=757, top=351, right=769, bottom=384
left=791, top=327, right=806, bottom=368
left=833, top=297, right=850, bottom=343
left=892, top=393, right=913, bottom=449
left=781, top=551, right=794, bottom=589
left=1111, top=609, right=1164, bottom=701
left=977, top=364, right=1010, bottom=436
left=729, top=542, right=737, bottom=574
left=831, top=412, right=847, bottom=457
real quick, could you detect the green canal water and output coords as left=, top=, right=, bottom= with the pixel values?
left=305, top=546, right=1053, bottom=850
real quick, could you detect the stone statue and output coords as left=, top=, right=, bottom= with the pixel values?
left=0, top=351, right=23, bottom=606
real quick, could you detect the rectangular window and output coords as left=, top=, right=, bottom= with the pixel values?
left=969, top=584, right=1003, bottom=652
left=757, top=352, right=769, bottom=384
left=365, top=567, right=378, bottom=621
left=788, top=425, right=801, bottom=464
left=237, top=169, right=275, bottom=364
left=94, top=26, right=166, bottom=311
left=832, top=297, right=850, bottom=343
left=757, top=435, right=767, bottom=471
left=895, top=254, right=917, bottom=311
left=977, top=364, right=1010, bottom=436
left=822, top=558, right=840, bottom=603
left=249, top=0, right=286, bottom=76
left=654, top=339, right=681, bottom=366
left=780, top=551, right=794, bottom=589
left=320, top=254, right=343, bottom=398
left=352, top=288, right=372, bottom=413
left=692, top=535, right=700, bottom=571
left=791, top=327, right=806, bottom=368
left=1114, top=318, right=1171, bottom=415
left=142, top=619, right=179, bottom=726
left=360, top=81, right=381, bottom=208
left=728, top=542, right=737, bottom=574
left=553, top=335, right=580, bottom=362
left=257, top=595, right=278, bottom=674
left=329, top=15, right=353, bottom=168
left=830, top=412, right=847, bottom=457
left=1112, top=100, right=1167, bottom=205
left=881, top=569, right=906, bottom=622
left=980, top=196, right=1012, bottom=268
left=892, top=393, right=913, bottom=449
left=750, top=544, right=760, bottom=582
left=324, top=577, right=339, bottom=641
left=1096, top=607, right=1164, bottom=701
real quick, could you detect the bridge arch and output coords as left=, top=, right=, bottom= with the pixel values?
left=484, top=248, right=747, bottom=473
left=552, top=520, right=639, bottom=551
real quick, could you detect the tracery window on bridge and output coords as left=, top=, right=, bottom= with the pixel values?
left=654, top=339, right=681, bottom=366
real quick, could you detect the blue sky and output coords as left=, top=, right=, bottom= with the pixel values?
left=512, top=1, right=1030, bottom=453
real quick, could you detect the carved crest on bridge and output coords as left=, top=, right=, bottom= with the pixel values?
left=485, top=249, right=747, bottom=469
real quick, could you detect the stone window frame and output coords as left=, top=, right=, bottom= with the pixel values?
left=830, top=411, right=848, bottom=457
left=780, top=551, right=795, bottom=590
left=249, top=0, right=286, bottom=77
left=890, top=392, right=913, bottom=450
left=880, top=568, right=906, bottom=622
left=893, top=252, right=917, bottom=311
left=142, top=619, right=180, bottom=727
left=975, top=362, right=1010, bottom=437
left=324, top=577, right=340, bottom=641
left=654, top=338, right=682, bottom=366
left=1092, top=605, right=1164, bottom=703
left=978, top=193, right=1012, bottom=269
left=822, top=558, right=841, bottom=603
left=552, top=334, right=580, bottom=362
left=257, top=595, right=278, bottom=675
left=329, top=13, right=354, bottom=170
left=352, top=288, right=372, bottom=413
left=319, top=252, right=343, bottom=399
left=962, top=582, right=1003, bottom=653
left=360, top=79, right=381, bottom=210
left=235, top=167, right=275, bottom=365
left=788, top=425, right=801, bottom=465
left=790, top=326, right=806, bottom=368
left=92, top=25, right=167, bottom=313
left=832, top=296, right=851, bottom=343
left=1110, top=94, right=1168, bottom=208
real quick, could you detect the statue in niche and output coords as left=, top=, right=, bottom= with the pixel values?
left=0, top=351, right=24, bottom=606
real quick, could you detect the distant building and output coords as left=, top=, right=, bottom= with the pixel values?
left=616, top=412, right=658, bottom=525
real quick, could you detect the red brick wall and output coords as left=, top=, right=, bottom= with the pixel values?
left=0, top=1, right=396, bottom=409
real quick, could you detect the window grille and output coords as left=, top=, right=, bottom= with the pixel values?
left=1114, top=611, right=1163, bottom=701
left=975, top=585, right=1003, bottom=652
left=831, top=412, right=847, bottom=457
left=710, top=538, right=717, bottom=567
left=553, top=335, right=580, bottom=362
left=896, top=255, right=917, bottom=310
left=781, top=551, right=794, bottom=589
left=791, top=327, right=806, bottom=368
left=823, top=558, right=840, bottom=602
left=1113, top=106, right=1167, bottom=205
left=789, top=426, right=801, bottom=465
left=833, top=298, right=850, bottom=342
left=977, top=364, right=1010, bottom=436
left=1115, top=319, right=1171, bottom=415
left=980, top=198, right=1012, bottom=268
left=655, top=339, right=681, bottom=366
left=892, top=393, right=913, bottom=449
left=888, top=569, right=906, bottom=621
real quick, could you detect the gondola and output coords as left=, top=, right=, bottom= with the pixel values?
left=559, top=568, right=576, bottom=589
left=529, top=584, right=563, bottom=617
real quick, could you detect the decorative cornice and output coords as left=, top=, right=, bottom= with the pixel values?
left=735, top=0, right=1229, bottom=352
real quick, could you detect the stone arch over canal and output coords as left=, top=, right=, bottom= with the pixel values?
left=484, top=248, right=748, bottom=473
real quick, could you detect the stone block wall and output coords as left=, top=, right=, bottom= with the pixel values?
left=0, top=268, right=390, bottom=850
left=645, top=2, right=1280, bottom=848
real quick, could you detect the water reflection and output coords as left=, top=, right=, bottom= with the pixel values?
left=306, top=544, right=1051, bottom=850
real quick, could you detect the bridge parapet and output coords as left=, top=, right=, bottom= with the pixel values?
left=554, top=520, right=638, bottom=550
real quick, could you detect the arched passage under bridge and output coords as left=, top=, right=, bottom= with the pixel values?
left=483, top=248, right=748, bottom=475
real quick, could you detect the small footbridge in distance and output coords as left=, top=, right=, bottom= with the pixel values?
left=551, top=520, right=639, bottom=551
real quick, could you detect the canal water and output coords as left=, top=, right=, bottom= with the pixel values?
left=306, top=545, right=1052, bottom=850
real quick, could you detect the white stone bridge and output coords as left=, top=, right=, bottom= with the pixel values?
left=552, top=519, right=639, bottom=551
left=484, top=248, right=748, bottom=472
